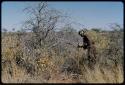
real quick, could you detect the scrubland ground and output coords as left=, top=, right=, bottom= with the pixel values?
left=1, top=30, right=124, bottom=83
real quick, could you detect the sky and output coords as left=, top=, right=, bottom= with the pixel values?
left=2, top=1, right=123, bottom=31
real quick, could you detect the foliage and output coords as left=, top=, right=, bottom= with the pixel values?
left=1, top=2, right=123, bottom=83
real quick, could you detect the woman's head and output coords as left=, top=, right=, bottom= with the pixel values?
left=78, top=29, right=86, bottom=37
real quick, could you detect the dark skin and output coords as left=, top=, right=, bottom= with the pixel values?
left=78, top=33, right=96, bottom=65
left=78, top=34, right=91, bottom=57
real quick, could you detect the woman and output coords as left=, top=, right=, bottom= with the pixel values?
left=78, top=29, right=97, bottom=69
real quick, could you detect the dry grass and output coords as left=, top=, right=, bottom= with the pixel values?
left=1, top=32, right=124, bottom=83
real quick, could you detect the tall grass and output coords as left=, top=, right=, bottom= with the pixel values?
left=1, top=30, right=124, bottom=83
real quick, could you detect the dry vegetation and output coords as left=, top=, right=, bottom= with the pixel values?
left=1, top=2, right=124, bottom=84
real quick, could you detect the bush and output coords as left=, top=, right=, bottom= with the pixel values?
left=61, top=58, right=81, bottom=74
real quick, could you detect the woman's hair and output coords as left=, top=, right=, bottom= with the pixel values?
left=78, top=30, right=86, bottom=36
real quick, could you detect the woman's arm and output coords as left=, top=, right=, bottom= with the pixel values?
left=77, top=44, right=83, bottom=48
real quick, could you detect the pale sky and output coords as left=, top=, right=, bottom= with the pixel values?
left=2, top=1, right=123, bottom=31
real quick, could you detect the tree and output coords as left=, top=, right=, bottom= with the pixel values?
left=109, top=23, right=122, bottom=32
left=23, top=2, right=62, bottom=47
left=91, top=28, right=101, bottom=32
left=12, top=28, right=15, bottom=32
left=2, top=28, right=7, bottom=33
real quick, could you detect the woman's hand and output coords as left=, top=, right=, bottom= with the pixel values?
left=77, top=43, right=83, bottom=48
